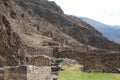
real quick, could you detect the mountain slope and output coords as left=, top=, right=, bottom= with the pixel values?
left=0, top=0, right=120, bottom=74
left=81, top=17, right=120, bottom=43
left=0, top=0, right=90, bottom=67
left=13, top=0, right=120, bottom=51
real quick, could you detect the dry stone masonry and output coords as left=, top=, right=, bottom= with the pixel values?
left=0, top=0, right=120, bottom=80
left=0, top=65, right=56, bottom=80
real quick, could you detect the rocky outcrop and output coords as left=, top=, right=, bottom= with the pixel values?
left=0, top=14, right=27, bottom=66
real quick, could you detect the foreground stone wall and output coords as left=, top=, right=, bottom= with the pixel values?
left=0, top=69, right=4, bottom=80
left=0, top=65, right=55, bottom=80
left=0, top=66, right=27, bottom=80
left=27, top=66, right=53, bottom=80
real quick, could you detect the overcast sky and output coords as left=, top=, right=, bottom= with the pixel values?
left=49, top=0, right=120, bottom=25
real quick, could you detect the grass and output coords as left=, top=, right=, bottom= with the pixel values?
left=59, top=64, right=120, bottom=80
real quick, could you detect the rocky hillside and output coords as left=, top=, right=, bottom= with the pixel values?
left=81, top=17, right=120, bottom=44
left=0, top=0, right=120, bottom=75
left=13, top=0, right=120, bottom=51
left=0, top=0, right=89, bottom=67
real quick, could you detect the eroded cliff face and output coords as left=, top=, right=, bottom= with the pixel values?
left=0, top=14, right=27, bottom=66
left=0, top=0, right=120, bottom=74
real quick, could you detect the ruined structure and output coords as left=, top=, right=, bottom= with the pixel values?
left=0, top=0, right=120, bottom=80
left=0, top=65, right=55, bottom=80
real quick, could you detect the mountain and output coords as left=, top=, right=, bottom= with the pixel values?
left=13, top=0, right=120, bottom=51
left=0, top=0, right=120, bottom=79
left=81, top=17, right=120, bottom=44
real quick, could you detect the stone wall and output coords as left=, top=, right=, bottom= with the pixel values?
left=53, top=48, right=120, bottom=73
left=27, top=46, right=53, bottom=57
left=80, top=52, right=120, bottom=73
left=0, top=69, right=4, bottom=80
left=30, top=55, right=51, bottom=66
left=0, top=65, right=55, bottom=80
left=27, top=65, right=53, bottom=80
left=0, top=66, right=27, bottom=80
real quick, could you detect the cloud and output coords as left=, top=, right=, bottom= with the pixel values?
left=49, top=0, right=120, bottom=25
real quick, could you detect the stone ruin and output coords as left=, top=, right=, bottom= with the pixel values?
left=0, top=12, right=57, bottom=80
left=0, top=65, right=56, bottom=80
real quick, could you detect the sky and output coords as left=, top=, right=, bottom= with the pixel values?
left=49, top=0, right=120, bottom=25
